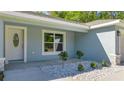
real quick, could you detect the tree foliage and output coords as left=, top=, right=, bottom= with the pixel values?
left=50, top=11, right=124, bottom=23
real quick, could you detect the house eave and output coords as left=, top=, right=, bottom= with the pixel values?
left=89, top=20, right=120, bottom=30
left=0, top=11, right=88, bottom=33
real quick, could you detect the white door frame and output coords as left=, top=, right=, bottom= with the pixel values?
left=5, top=25, right=27, bottom=63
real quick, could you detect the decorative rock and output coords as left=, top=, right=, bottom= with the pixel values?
left=41, top=61, right=124, bottom=81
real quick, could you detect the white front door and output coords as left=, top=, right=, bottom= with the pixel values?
left=5, top=28, right=24, bottom=61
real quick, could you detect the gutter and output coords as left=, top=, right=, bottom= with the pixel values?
left=88, top=19, right=120, bottom=30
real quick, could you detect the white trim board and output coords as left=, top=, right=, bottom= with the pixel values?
left=90, top=20, right=120, bottom=29
left=5, top=25, right=27, bottom=63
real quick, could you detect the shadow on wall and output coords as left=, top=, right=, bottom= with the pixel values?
left=76, top=30, right=115, bottom=63
left=96, top=31, right=114, bottom=63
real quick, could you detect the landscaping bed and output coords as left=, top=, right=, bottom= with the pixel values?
left=41, top=61, right=124, bottom=80
left=41, top=61, right=101, bottom=78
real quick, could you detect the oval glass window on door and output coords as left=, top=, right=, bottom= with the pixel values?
left=13, top=33, right=19, bottom=47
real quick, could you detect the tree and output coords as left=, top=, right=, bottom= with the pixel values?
left=116, top=12, right=124, bottom=19
left=51, top=11, right=83, bottom=22
left=50, top=11, right=124, bottom=23
left=50, top=11, right=98, bottom=23
left=97, top=11, right=111, bottom=19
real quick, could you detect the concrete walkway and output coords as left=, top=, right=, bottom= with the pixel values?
left=4, top=59, right=78, bottom=81
left=4, top=67, right=56, bottom=81
left=5, top=59, right=78, bottom=71
left=101, top=70, right=124, bottom=81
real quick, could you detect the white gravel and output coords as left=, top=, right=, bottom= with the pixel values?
left=41, top=61, right=124, bottom=81
left=71, top=66, right=124, bottom=81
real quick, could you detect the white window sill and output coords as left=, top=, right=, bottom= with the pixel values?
left=42, top=52, right=61, bottom=55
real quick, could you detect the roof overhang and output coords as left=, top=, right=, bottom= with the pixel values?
left=0, top=12, right=122, bottom=32
left=0, top=11, right=88, bottom=33
left=115, top=20, right=124, bottom=29
left=89, top=20, right=120, bottom=29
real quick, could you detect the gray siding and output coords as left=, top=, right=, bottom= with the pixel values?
left=27, top=26, right=75, bottom=61
left=66, top=32, right=76, bottom=58
left=4, top=21, right=117, bottom=63
left=5, top=22, right=75, bottom=62
left=76, top=26, right=116, bottom=62
left=0, top=21, right=4, bottom=58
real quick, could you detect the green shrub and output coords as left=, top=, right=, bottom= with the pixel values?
left=0, top=72, right=4, bottom=81
left=58, top=51, right=68, bottom=68
left=90, top=62, right=97, bottom=69
left=58, top=51, right=68, bottom=61
left=76, top=50, right=84, bottom=59
left=102, top=60, right=110, bottom=67
left=78, top=64, right=85, bottom=71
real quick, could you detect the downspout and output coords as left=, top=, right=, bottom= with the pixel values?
left=115, top=25, right=121, bottom=65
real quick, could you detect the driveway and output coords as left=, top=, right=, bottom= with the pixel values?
left=4, top=67, right=56, bottom=81
left=101, top=70, right=124, bottom=81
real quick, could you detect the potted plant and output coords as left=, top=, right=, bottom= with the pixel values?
left=76, top=50, right=84, bottom=60
left=58, top=51, right=68, bottom=68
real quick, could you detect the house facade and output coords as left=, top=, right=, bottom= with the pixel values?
left=0, top=11, right=124, bottom=71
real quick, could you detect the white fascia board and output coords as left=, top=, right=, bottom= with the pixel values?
left=116, top=21, right=124, bottom=28
left=0, top=11, right=89, bottom=30
left=0, top=16, right=87, bottom=33
left=90, top=20, right=120, bottom=29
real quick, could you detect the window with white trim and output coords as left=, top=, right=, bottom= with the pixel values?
left=42, top=30, right=66, bottom=55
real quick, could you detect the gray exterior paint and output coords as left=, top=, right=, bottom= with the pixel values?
left=27, top=26, right=75, bottom=61
left=0, top=20, right=4, bottom=58
left=3, top=21, right=118, bottom=63
left=5, top=22, right=76, bottom=62
left=76, top=26, right=116, bottom=62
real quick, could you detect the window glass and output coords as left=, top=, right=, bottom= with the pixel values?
left=44, top=43, right=54, bottom=52
left=55, top=34, right=63, bottom=43
left=43, top=31, right=65, bottom=54
left=44, top=33, right=54, bottom=42
left=55, top=43, right=63, bottom=51
left=13, top=33, right=19, bottom=47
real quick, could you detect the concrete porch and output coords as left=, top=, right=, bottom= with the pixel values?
left=5, top=59, right=79, bottom=71
left=4, top=59, right=80, bottom=81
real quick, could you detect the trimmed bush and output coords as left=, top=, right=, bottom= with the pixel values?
left=76, top=50, right=84, bottom=59
left=90, top=62, right=97, bottom=69
left=78, top=64, right=85, bottom=71
left=58, top=51, right=68, bottom=68
left=0, top=72, right=4, bottom=81
left=102, top=60, right=111, bottom=67
left=58, top=51, right=68, bottom=61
